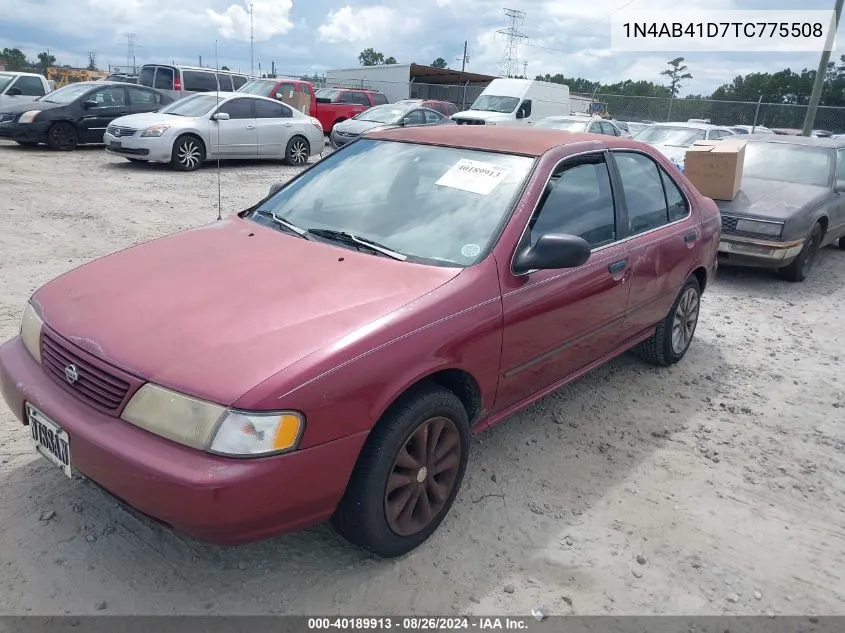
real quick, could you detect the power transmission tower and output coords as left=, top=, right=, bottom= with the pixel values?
left=123, top=33, right=137, bottom=73
left=496, top=8, right=527, bottom=78
left=250, top=3, right=255, bottom=78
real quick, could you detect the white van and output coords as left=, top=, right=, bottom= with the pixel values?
left=137, top=64, right=250, bottom=101
left=451, top=78, right=570, bottom=126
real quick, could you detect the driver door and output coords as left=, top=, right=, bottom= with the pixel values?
left=78, top=86, right=129, bottom=143
left=210, top=98, right=257, bottom=158
left=495, top=151, right=632, bottom=412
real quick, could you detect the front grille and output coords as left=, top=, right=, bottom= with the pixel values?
left=0, top=113, right=15, bottom=123
left=720, top=214, right=782, bottom=240
left=455, top=118, right=486, bottom=125
left=40, top=331, right=131, bottom=412
left=106, top=125, right=137, bottom=138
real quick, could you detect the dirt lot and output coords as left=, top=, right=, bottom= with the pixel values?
left=0, top=141, right=844, bottom=617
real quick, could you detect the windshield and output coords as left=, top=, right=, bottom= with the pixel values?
left=470, top=95, right=520, bottom=113
left=743, top=142, right=833, bottom=187
left=635, top=126, right=706, bottom=147
left=237, top=79, right=276, bottom=96
left=0, top=74, right=15, bottom=93
left=247, top=138, right=534, bottom=266
left=533, top=118, right=588, bottom=132
left=316, top=89, right=340, bottom=102
left=626, top=123, right=648, bottom=134
left=353, top=105, right=404, bottom=124
left=159, top=94, right=221, bottom=116
left=39, top=83, right=93, bottom=104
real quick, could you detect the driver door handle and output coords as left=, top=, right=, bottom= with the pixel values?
left=684, top=230, right=698, bottom=243
left=608, top=259, right=628, bottom=274
left=245, top=125, right=255, bottom=130
left=284, top=122, right=292, bottom=127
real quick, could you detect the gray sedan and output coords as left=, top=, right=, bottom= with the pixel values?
left=716, top=135, right=845, bottom=281
left=329, top=103, right=451, bottom=149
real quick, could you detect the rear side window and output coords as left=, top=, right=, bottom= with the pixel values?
left=183, top=70, right=218, bottom=92
left=369, top=92, right=388, bottom=105
left=216, top=73, right=233, bottom=91
left=253, top=99, right=292, bottom=118
left=154, top=67, right=174, bottom=90
left=232, top=75, right=247, bottom=89
left=128, top=87, right=156, bottom=105
left=614, top=152, right=670, bottom=235
left=138, top=67, right=155, bottom=87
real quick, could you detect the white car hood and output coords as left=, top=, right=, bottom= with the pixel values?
left=451, top=110, right=514, bottom=123
left=108, top=112, right=197, bottom=131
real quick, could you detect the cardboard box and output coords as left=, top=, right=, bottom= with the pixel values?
left=683, top=139, right=746, bottom=201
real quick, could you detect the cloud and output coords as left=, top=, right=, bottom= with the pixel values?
left=206, top=0, right=294, bottom=42
left=317, top=5, right=419, bottom=44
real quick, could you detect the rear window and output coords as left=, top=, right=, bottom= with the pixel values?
left=138, top=66, right=155, bottom=87
left=154, top=67, right=174, bottom=90
left=182, top=70, right=218, bottom=92
left=369, top=92, right=388, bottom=105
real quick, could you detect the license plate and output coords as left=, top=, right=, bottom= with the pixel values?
left=27, top=403, right=72, bottom=478
left=109, top=140, right=121, bottom=149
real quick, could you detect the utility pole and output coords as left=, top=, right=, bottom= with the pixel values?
left=802, top=0, right=844, bottom=136
left=461, top=40, right=467, bottom=73
left=250, top=2, right=255, bottom=78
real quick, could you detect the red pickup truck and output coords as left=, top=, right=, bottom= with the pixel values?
left=237, top=78, right=388, bottom=134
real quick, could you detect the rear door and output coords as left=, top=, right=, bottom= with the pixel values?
left=609, top=149, right=699, bottom=336
left=253, top=99, right=294, bottom=157
left=210, top=97, right=258, bottom=157
left=78, top=86, right=129, bottom=143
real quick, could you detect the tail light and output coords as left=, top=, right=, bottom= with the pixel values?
left=174, top=76, right=182, bottom=91
left=309, top=117, right=323, bottom=132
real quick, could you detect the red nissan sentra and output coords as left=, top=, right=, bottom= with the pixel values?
left=0, top=126, right=719, bottom=557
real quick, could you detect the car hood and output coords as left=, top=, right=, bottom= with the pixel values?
left=452, top=111, right=514, bottom=123
left=0, top=94, right=40, bottom=107
left=108, top=112, right=195, bottom=130
left=335, top=118, right=394, bottom=135
left=32, top=217, right=461, bottom=405
left=0, top=98, right=63, bottom=114
left=716, top=178, right=830, bottom=220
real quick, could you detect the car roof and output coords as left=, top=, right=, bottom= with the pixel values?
left=367, top=125, right=634, bottom=156
left=743, top=133, right=845, bottom=148
left=652, top=121, right=730, bottom=130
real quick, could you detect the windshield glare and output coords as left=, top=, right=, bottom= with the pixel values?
left=248, top=139, right=534, bottom=266
left=237, top=80, right=275, bottom=96
left=40, top=83, right=93, bottom=104
left=159, top=94, right=221, bottom=116
left=354, top=106, right=404, bottom=123
left=743, top=142, right=833, bottom=187
left=470, top=95, right=520, bottom=113
left=533, top=118, right=588, bottom=132
left=0, top=74, right=15, bottom=93
left=635, top=126, right=706, bottom=147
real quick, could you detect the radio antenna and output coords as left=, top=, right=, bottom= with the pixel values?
left=215, top=39, right=222, bottom=221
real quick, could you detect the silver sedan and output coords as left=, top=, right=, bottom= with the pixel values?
left=103, top=92, right=325, bottom=171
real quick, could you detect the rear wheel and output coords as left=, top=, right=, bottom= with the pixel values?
left=170, top=135, right=205, bottom=171
left=46, top=122, right=78, bottom=151
left=837, top=236, right=845, bottom=250
left=635, top=276, right=701, bottom=367
left=285, top=136, right=310, bottom=166
left=778, top=222, right=822, bottom=282
left=331, top=384, right=470, bottom=558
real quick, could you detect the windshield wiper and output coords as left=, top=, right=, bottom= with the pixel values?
left=255, top=209, right=309, bottom=238
left=307, top=229, right=407, bottom=261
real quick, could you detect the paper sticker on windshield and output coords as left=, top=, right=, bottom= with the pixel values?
left=435, top=159, right=511, bottom=195
left=461, top=243, right=481, bottom=258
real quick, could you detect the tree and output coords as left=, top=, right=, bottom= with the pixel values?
left=37, top=51, right=56, bottom=73
left=358, top=48, right=396, bottom=66
left=0, top=47, right=28, bottom=71
left=431, top=57, right=448, bottom=69
left=221, top=65, right=230, bottom=70
left=660, top=57, right=692, bottom=98
left=87, top=52, right=97, bottom=71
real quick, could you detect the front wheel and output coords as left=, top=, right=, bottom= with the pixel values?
left=285, top=136, right=310, bottom=166
left=170, top=135, right=205, bottom=171
left=331, top=384, right=470, bottom=558
left=46, top=122, right=78, bottom=151
left=635, top=276, right=701, bottom=367
left=778, top=222, right=822, bottom=282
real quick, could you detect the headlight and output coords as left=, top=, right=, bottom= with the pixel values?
left=735, top=219, right=783, bottom=238
left=140, top=124, right=171, bottom=137
left=121, top=383, right=304, bottom=456
left=20, top=301, right=43, bottom=363
left=18, top=110, right=40, bottom=124
left=209, top=411, right=304, bottom=457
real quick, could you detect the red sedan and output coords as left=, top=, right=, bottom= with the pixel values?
left=0, top=126, right=719, bottom=557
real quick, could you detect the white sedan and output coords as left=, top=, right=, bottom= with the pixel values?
left=103, top=92, right=325, bottom=171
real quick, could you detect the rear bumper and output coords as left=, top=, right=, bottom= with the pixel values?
left=0, top=121, right=49, bottom=143
left=717, top=235, right=804, bottom=269
left=0, top=336, right=367, bottom=545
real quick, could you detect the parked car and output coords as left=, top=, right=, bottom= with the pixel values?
left=237, top=78, right=387, bottom=134
left=0, top=81, right=172, bottom=150
left=533, top=114, right=629, bottom=137
left=624, top=121, right=651, bottom=136
left=102, top=73, right=138, bottom=84
left=633, top=122, right=736, bottom=169
left=103, top=92, right=325, bottom=170
left=716, top=134, right=845, bottom=280
left=772, top=128, right=832, bottom=137
left=394, top=99, right=459, bottom=117
left=730, top=125, right=774, bottom=135
left=330, top=103, right=452, bottom=149
left=0, top=71, right=52, bottom=106
left=0, top=126, right=718, bottom=557
left=137, top=64, right=250, bottom=101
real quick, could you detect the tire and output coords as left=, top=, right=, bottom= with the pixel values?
left=778, top=222, right=822, bottom=282
left=285, top=136, right=310, bottom=166
left=46, top=122, right=78, bottom=151
left=331, top=383, right=471, bottom=558
left=837, top=236, right=845, bottom=250
left=170, top=135, right=205, bottom=171
left=635, top=276, right=702, bottom=367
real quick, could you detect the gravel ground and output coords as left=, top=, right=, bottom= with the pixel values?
left=1, top=140, right=844, bottom=617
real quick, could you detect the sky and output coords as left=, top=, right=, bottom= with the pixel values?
left=1, top=0, right=844, bottom=96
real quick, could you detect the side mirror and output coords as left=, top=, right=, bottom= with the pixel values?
left=82, top=100, right=98, bottom=108
left=268, top=182, right=284, bottom=196
left=399, top=118, right=408, bottom=127
left=212, top=112, right=230, bottom=121
left=6, top=87, right=22, bottom=96
left=513, top=234, right=591, bottom=274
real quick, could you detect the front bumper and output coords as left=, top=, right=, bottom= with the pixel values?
left=717, top=235, right=805, bottom=269
left=103, top=131, right=174, bottom=163
left=0, top=336, right=367, bottom=545
left=0, top=121, right=50, bottom=143
left=329, top=131, right=356, bottom=149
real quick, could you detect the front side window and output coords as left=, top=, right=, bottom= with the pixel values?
left=91, top=87, right=126, bottom=106
left=528, top=155, right=616, bottom=249
left=247, top=139, right=535, bottom=267
left=216, top=98, right=253, bottom=119
left=423, top=110, right=442, bottom=124
left=614, top=152, right=670, bottom=235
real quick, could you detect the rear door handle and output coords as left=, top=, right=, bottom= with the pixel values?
left=608, top=259, right=628, bottom=274
left=284, top=122, right=292, bottom=127
left=684, top=230, right=698, bottom=243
